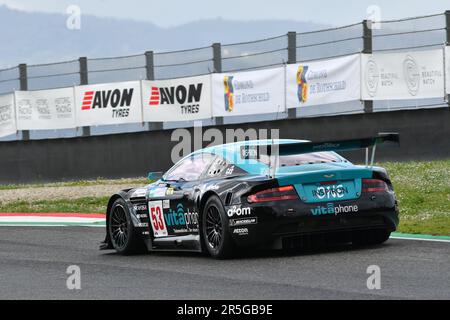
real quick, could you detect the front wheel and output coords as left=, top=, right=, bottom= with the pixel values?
left=108, top=198, right=145, bottom=255
left=202, top=196, right=234, bottom=259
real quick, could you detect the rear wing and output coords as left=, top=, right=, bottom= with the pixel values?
left=240, top=133, right=400, bottom=178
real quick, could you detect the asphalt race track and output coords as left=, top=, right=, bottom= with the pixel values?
left=0, top=227, right=449, bottom=300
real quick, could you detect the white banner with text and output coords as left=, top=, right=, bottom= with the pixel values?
left=0, top=94, right=16, bottom=138
left=212, top=67, right=285, bottom=117
left=286, top=54, right=361, bottom=108
left=15, top=87, right=76, bottom=130
left=75, top=81, right=142, bottom=127
left=361, top=49, right=445, bottom=100
left=141, top=75, right=212, bottom=122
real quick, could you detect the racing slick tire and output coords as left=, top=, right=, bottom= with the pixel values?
left=201, top=195, right=235, bottom=259
left=108, top=198, right=145, bottom=255
left=352, top=229, right=391, bottom=246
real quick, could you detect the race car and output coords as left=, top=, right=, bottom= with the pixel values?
left=100, top=133, right=400, bottom=258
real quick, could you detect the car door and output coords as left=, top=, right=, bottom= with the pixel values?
left=147, top=153, right=215, bottom=239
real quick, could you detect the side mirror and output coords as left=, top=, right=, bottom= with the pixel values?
left=147, top=171, right=164, bottom=181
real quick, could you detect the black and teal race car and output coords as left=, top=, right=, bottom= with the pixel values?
left=101, top=133, right=400, bottom=258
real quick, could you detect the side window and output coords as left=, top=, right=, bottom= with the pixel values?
left=206, top=156, right=247, bottom=178
left=207, top=156, right=229, bottom=177
left=164, top=153, right=214, bottom=182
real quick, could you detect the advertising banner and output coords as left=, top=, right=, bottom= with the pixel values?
left=286, top=54, right=361, bottom=108
left=0, top=94, right=16, bottom=138
left=212, top=67, right=285, bottom=117
left=75, top=81, right=142, bottom=126
left=446, top=46, right=450, bottom=95
left=141, top=75, right=212, bottom=122
left=15, top=87, right=76, bottom=130
left=361, top=49, right=445, bottom=100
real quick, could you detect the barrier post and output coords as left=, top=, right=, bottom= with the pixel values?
left=145, top=51, right=163, bottom=130
left=287, top=32, right=297, bottom=119
left=79, top=57, right=91, bottom=136
left=145, top=51, right=155, bottom=81
left=445, top=10, right=450, bottom=44
left=362, top=19, right=374, bottom=113
left=446, top=11, right=450, bottom=106
left=212, top=43, right=224, bottom=126
left=18, top=63, right=30, bottom=141
left=287, top=32, right=297, bottom=64
left=212, top=43, right=222, bottom=74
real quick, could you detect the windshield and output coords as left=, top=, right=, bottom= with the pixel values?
left=163, top=153, right=215, bottom=182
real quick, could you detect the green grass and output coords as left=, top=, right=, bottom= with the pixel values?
left=0, top=160, right=448, bottom=236
left=382, top=160, right=450, bottom=236
left=0, top=197, right=110, bottom=213
left=0, top=178, right=149, bottom=190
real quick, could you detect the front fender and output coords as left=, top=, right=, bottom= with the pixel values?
left=101, top=188, right=141, bottom=249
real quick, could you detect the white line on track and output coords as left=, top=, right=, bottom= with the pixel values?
left=390, top=236, right=450, bottom=243
left=0, top=224, right=105, bottom=227
left=0, top=216, right=105, bottom=223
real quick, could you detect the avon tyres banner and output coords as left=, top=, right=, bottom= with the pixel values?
left=212, top=67, right=285, bottom=117
left=286, top=54, right=360, bottom=109
left=15, top=88, right=76, bottom=130
left=141, top=75, right=212, bottom=122
left=361, top=49, right=445, bottom=100
left=75, top=81, right=142, bottom=126
left=0, top=94, right=16, bottom=138
left=446, top=47, right=450, bottom=95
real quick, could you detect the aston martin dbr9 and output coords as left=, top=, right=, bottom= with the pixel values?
left=101, top=134, right=400, bottom=258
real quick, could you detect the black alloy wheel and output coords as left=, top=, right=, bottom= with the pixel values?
left=108, top=198, right=145, bottom=255
left=202, top=196, right=234, bottom=259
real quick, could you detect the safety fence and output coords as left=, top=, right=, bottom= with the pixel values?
left=0, top=12, right=449, bottom=141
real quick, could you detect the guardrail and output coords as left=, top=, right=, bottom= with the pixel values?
left=0, top=11, right=449, bottom=141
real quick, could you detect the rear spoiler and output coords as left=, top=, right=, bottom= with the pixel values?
left=240, top=133, right=400, bottom=178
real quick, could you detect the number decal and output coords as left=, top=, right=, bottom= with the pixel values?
left=148, top=201, right=168, bottom=237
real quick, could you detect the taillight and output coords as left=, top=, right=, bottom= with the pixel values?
left=247, top=185, right=298, bottom=203
left=362, top=179, right=388, bottom=193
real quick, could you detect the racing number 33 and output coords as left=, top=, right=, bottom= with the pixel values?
left=148, top=201, right=168, bottom=237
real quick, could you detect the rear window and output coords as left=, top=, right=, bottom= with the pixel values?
left=259, top=152, right=342, bottom=167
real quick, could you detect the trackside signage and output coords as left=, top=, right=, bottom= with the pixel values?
left=0, top=93, right=16, bottom=138
left=75, top=81, right=142, bottom=126
left=286, top=54, right=361, bottom=108
left=15, top=88, right=76, bottom=130
left=141, top=75, right=212, bottom=121
left=212, top=67, right=285, bottom=117
left=361, top=49, right=445, bottom=100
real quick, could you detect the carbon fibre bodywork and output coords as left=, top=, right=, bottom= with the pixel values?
left=101, top=139, right=399, bottom=253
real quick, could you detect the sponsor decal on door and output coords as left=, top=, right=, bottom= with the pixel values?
left=148, top=201, right=168, bottom=237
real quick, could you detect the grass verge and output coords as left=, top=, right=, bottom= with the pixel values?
left=0, top=160, right=448, bottom=236
left=0, top=178, right=149, bottom=190
left=382, top=160, right=450, bottom=236
left=0, top=197, right=110, bottom=214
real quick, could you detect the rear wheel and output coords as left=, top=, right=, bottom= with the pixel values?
left=202, top=196, right=234, bottom=259
left=352, top=229, right=391, bottom=246
left=108, top=198, right=145, bottom=255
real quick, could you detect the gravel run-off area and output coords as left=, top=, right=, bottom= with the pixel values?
left=0, top=180, right=147, bottom=204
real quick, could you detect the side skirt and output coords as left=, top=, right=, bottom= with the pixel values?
left=148, top=234, right=202, bottom=252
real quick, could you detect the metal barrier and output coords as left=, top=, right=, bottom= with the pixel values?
left=0, top=12, right=449, bottom=141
